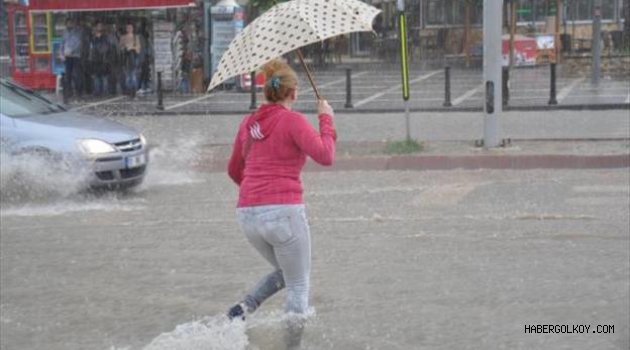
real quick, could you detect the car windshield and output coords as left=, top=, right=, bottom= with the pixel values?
left=0, top=81, right=65, bottom=118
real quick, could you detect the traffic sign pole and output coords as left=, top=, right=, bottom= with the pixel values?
left=397, top=0, right=411, bottom=141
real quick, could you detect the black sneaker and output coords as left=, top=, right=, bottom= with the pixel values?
left=227, top=303, right=246, bottom=321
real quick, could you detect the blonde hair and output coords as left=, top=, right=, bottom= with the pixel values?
left=261, top=59, right=298, bottom=103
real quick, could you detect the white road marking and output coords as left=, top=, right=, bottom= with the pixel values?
left=452, top=83, right=484, bottom=106
left=297, top=71, right=368, bottom=97
left=354, top=70, right=441, bottom=107
left=71, top=96, right=125, bottom=111
left=557, top=77, right=585, bottom=102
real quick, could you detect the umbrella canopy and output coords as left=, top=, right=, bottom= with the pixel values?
left=207, top=0, right=381, bottom=92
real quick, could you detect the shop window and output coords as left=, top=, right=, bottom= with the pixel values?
left=516, top=0, right=533, bottom=22
left=566, top=0, right=617, bottom=21
left=425, top=0, right=482, bottom=26
left=14, top=11, right=30, bottom=72
left=30, top=12, right=51, bottom=53
left=470, top=2, right=483, bottom=25
left=51, top=13, right=66, bottom=39
left=599, top=0, right=616, bottom=19
left=1, top=4, right=9, bottom=57
left=426, top=0, right=445, bottom=25
left=445, top=0, right=465, bottom=25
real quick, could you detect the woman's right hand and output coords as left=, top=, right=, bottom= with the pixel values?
left=317, top=99, right=334, bottom=117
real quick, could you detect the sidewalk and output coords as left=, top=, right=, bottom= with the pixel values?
left=195, top=139, right=630, bottom=173
left=106, top=108, right=630, bottom=173
left=60, top=64, right=630, bottom=116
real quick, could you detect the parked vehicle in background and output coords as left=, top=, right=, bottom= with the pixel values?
left=0, top=78, right=148, bottom=189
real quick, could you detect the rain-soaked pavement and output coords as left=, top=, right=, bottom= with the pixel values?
left=2, top=151, right=629, bottom=349
left=1, top=107, right=629, bottom=349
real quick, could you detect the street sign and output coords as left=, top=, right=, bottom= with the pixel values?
left=398, top=12, right=409, bottom=101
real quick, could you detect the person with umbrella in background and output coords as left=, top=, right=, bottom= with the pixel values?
left=226, top=58, right=336, bottom=349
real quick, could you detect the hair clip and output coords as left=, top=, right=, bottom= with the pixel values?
left=270, top=76, right=281, bottom=90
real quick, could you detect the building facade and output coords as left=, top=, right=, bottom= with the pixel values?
left=353, top=0, right=627, bottom=60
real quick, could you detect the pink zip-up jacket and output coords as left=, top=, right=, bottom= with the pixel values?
left=228, top=103, right=336, bottom=207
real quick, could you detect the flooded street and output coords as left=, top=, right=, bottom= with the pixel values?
left=2, top=163, right=629, bottom=349
left=1, top=113, right=629, bottom=350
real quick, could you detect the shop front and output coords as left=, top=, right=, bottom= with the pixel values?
left=5, top=0, right=194, bottom=90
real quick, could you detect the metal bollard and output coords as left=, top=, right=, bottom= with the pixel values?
left=548, top=63, right=558, bottom=105
left=61, top=73, right=69, bottom=105
left=250, top=71, right=257, bottom=110
left=502, top=66, right=509, bottom=107
left=443, top=66, right=452, bottom=107
left=157, top=71, right=164, bottom=110
left=344, top=68, right=353, bottom=108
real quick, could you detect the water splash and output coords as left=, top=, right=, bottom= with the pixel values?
left=140, top=136, right=205, bottom=188
left=0, top=150, right=91, bottom=204
left=142, top=315, right=249, bottom=350
left=0, top=196, right=145, bottom=217
left=142, top=309, right=315, bottom=350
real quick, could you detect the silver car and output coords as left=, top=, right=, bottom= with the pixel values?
left=0, top=79, right=148, bottom=189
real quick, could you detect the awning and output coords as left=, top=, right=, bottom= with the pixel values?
left=28, top=0, right=195, bottom=12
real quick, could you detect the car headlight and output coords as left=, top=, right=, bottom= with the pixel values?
left=77, top=139, right=116, bottom=155
left=139, top=133, right=147, bottom=146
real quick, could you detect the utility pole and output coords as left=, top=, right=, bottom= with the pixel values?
left=555, top=0, right=561, bottom=63
left=483, top=0, right=503, bottom=148
left=203, top=0, right=211, bottom=82
left=591, top=0, right=602, bottom=86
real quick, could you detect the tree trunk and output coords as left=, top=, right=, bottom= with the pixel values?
left=464, top=0, right=471, bottom=67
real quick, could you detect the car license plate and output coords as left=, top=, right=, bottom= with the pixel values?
left=125, top=154, right=146, bottom=169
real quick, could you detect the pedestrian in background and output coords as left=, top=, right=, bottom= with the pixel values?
left=60, top=18, right=83, bottom=98
left=79, top=18, right=92, bottom=96
left=173, top=26, right=191, bottom=94
left=226, top=59, right=336, bottom=349
left=88, top=21, right=114, bottom=97
left=105, top=21, right=120, bottom=95
left=137, top=20, right=153, bottom=95
left=119, top=22, right=141, bottom=97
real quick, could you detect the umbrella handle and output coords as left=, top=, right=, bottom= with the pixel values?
left=295, top=49, right=322, bottom=100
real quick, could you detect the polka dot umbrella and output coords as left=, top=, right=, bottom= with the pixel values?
left=206, top=0, right=381, bottom=99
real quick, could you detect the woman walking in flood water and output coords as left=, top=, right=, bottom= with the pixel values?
left=226, top=59, right=336, bottom=349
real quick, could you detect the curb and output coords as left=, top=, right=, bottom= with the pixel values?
left=199, top=154, right=630, bottom=173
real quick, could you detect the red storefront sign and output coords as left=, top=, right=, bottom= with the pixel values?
left=502, top=34, right=538, bottom=67
left=28, top=0, right=195, bottom=12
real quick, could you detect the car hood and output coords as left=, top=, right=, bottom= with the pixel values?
left=20, top=111, right=140, bottom=143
